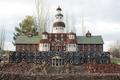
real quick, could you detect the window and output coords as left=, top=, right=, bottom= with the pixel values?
left=45, top=44, right=47, bottom=47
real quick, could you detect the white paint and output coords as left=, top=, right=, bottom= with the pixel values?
left=66, top=44, right=77, bottom=51
left=42, top=34, right=48, bottom=39
left=53, top=26, right=65, bottom=33
left=52, top=8, right=65, bottom=33
left=68, top=35, right=75, bottom=39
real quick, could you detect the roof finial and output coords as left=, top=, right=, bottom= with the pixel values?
left=88, top=30, right=90, bottom=33
left=57, top=5, right=62, bottom=11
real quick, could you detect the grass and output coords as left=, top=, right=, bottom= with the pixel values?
left=111, top=58, right=120, bottom=64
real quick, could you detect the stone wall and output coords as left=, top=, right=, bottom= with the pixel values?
left=0, top=63, right=120, bottom=80
left=0, top=73, right=120, bottom=80
left=84, top=64, right=120, bottom=73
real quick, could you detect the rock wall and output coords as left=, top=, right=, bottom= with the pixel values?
left=0, top=73, right=120, bottom=80
left=84, top=64, right=120, bottom=73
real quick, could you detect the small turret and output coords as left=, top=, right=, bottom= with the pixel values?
left=86, top=30, right=91, bottom=37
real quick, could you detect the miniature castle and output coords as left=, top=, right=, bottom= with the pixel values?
left=15, top=6, right=103, bottom=53
left=10, top=6, right=110, bottom=66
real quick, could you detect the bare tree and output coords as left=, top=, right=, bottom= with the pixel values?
left=64, top=11, right=76, bottom=33
left=108, top=41, right=120, bottom=58
left=0, top=26, right=6, bottom=51
left=64, top=12, right=70, bottom=33
left=34, top=0, right=50, bottom=36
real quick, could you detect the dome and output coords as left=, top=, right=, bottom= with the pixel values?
left=55, top=13, right=63, bottom=17
left=53, top=22, right=65, bottom=27
left=56, top=6, right=62, bottom=11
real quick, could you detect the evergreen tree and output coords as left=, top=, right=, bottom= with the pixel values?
left=13, top=16, right=37, bottom=45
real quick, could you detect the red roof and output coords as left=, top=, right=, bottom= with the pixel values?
left=53, top=22, right=65, bottom=27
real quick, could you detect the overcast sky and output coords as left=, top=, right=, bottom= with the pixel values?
left=0, top=0, right=120, bottom=51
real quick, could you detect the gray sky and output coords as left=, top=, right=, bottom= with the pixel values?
left=0, top=0, right=120, bottom=51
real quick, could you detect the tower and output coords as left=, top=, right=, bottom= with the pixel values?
left=52, top=6, right=65, bottom=33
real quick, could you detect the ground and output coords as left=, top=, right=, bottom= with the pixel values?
left=0, top=62, right=120, bottom=80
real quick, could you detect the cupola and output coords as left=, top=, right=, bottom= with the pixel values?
left=86, top=30, right=91, bottom=37
left=52, top=6, right=65, bottom=33
left=56, top=6, right=62, bottom=11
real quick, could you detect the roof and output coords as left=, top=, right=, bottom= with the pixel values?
left=56, top=13, right=63, bottom=17
left=15, top=35, right=104, bottom=45
left=68, top=32, right=76, bottom=35
left=66, top=40, right=77, bottom=44
left=15, top=36, right=40, bottom=44
left=56, top=6, right=62, bottom=11
left=77, top=36, right=104, bottom=44
left=40, top=39, right=50, bottom=43
left=53, top=22, right=65, bottom=27
left=42, top=31, right=48, bottom=34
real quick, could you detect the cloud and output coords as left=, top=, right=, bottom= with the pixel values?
left=4, top=41, right=15, bottom=51
left=0, top=0, right=120, bottom=51
left=0, top=1, right=35, bottom=17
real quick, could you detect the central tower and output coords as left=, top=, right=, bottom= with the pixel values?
left=52, top=6, right=65, bottom=33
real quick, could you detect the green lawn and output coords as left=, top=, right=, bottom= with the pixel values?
left=111, top=58, right=120, bottom=64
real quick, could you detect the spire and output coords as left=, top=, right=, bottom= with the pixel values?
left=55, top=5, right=64, bottom=22
left=56, top=6, right=62, bottom=11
